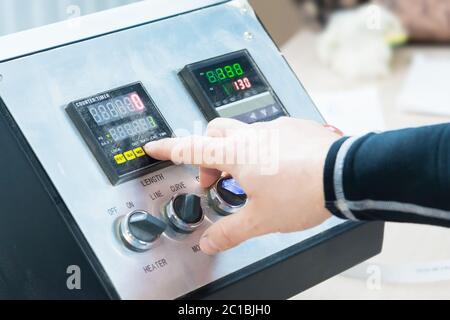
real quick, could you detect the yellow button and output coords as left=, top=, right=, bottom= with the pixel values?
left=114, top=154, right=127, bottom=165
left=124, top=150, right=136, bottom=161
left=133, top=147, right=146, bottom=158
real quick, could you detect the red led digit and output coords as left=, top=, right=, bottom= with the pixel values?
left=238, top=79, right=246, bottom=90
left=233, top=78, right=252, bottom=91
left=243, top=77, right=252, bottom=89
left=129, top=93, right=145, bottom=112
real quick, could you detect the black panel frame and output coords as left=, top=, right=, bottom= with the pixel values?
left=0, top=97, right=116, bottom=300
left=184, top=221, right=384, bottom=300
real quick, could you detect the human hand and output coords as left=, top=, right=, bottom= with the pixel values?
left=145, top=117, right=340, bottom=254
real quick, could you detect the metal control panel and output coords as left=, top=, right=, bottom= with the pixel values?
left=0, top=0, right=382, bottom=300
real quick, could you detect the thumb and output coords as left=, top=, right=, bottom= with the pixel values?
left=199, top=206, right=261, bottom=255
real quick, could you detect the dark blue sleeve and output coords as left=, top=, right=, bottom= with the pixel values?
left=324, top=124, right=450, bottom=228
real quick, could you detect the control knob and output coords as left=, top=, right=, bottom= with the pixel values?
left=120, top=211, right=167, bottom=252
left=208, top=177, right=248, bottom=216
left=163, top=194, right=205, bottom=234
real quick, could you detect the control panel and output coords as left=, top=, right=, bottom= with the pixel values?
left=66, top=54, right=264, bottom=251
left=180, top=50, right=289, bottom=123
left=67, top=83, right=173, bottom=185
left=0, top=0, right=346, bottom=299
left=68, top=51, right=290, bottom=187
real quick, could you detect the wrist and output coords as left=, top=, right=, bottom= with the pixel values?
left=310, top=134, right=343, bottom=225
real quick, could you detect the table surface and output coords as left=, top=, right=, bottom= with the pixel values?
left=282, top=30, right=450, bottom=300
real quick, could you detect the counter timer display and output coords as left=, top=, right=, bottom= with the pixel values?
left=67, top=82, right=173, bottom=185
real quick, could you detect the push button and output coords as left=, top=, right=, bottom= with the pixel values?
left=163, top=194, right=204, bottom=234
left=124, top=150, right=136, bottom=161
left=114, top=154, right=127, bottom=165
left=208, top=177, right=248, bottom=216
left=120, top=211, right=167, bottom=252
left=133, top=147, right=146, bottom=158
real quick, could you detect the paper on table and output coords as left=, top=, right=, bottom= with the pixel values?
left=398, top=54, right=450, bottom=116
left=311, top=87, right=386, bottom=136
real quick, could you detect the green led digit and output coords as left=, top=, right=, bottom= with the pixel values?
left=234, top=63, right=244, bottom=76
left=216, top=68, right=226, bottom=81
left=206, top=71, right=218, bottom=84
left=147, top=116, right=157, bottom=128
left=224, top=65, right=235, bottom=78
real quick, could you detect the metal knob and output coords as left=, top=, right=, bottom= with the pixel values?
left=163, top=194, right=204, bottom=234
left=120, top=211, right=167, bottom=252
left=208, top=177, right=248, bottom=216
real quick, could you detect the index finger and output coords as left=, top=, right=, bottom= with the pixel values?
left=144, top=136, right=239, bottom=174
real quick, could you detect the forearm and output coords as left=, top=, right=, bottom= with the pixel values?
left=324, top=124, right=450, bottom=227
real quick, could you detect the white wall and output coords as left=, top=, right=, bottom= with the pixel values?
left=0, top=0, right=141, bottom=36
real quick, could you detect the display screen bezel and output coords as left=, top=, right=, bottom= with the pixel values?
left=190, top=53, right=270, bottom=108
left=179, top=49, right=289, bottom=122
left=66, top=82, right=173, bottom=185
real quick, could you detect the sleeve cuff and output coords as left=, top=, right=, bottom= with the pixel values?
left=324, top=137, right=349, bottom=219
left=324, top=137, right=351, bottom=220
left=324, top=134, right=375, bottom=221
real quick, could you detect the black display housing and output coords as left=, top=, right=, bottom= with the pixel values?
left=179, top=49, right=289, bottom=124
left=66, top=82, right=173, bottom=185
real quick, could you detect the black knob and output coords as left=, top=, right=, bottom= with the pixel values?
left=173, top=194, right=204, bottom=224
left=164, top=194, right=205, bottom=234
left=120, top=211, right=167, bottom=252
left=208, top=178, right=248, bottom=216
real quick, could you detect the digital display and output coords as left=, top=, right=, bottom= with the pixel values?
left=203, top=62, right=255, bottom=99
left=194, top=55, right=268, bottom=109
left=87, top=92, right=146, bottom=126
left=180, top=50, right=289, bottom=124
left=108, top=115, right=158, bottom=142
left=204, top=63, right=245, bottom=84
left=67, top=83, right=173, bottom=185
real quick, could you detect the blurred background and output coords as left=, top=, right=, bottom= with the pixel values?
left=1, top=0, right=450, bottom=300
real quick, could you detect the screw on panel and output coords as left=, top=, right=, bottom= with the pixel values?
left=0, top=74, right=3, bottom=82
left=244, top=32, right=254, bottom=41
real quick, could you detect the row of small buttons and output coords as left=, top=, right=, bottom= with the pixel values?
left=114, top=147, right=146, bottom=165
